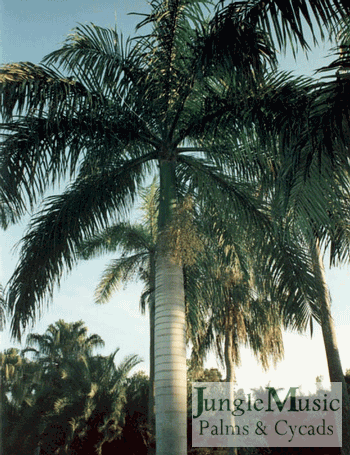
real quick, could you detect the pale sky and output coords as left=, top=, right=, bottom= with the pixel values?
left=1, top=0, right=350, bottom=389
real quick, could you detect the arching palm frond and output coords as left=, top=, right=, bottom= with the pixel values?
left=76, top=179, right=158, bottom=290
left=42, top=24, right=138, bottom=99
left=253, top=230, right=321, bottom=331
left=76, top=200, right=156, bottom=308
left=0, top=42, right=158, bottom=210
left=213, top=0, right=350, bottom=53
left=0, top=62, right=94, bottom=121
left=0, top=64, right=98, bottom=203
left=201, top=1, right=277, bottom=78
left=177, top=154, right=271, bottom=230
left=94, top=253, right=150, bottom=305
left=7, top=158, right=149, bottom=340
left=78, top=224, right=153, bottom=261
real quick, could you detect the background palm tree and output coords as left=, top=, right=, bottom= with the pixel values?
left=261, top=38, right=350, bottom=448
left=0, top=348, right=41, bottom=455
left=24, top=319, right=105, bottom=367
left=22, top=319, right=106, bottom=454
left=2, top=2, right=350, bottom=454
left=2, top=321, right=140, bottom=455
left=43, top=348, right=140, bottom=455
left=186, top=210, right=285, bottom=382
left=77, top=181, right=158, bottom=429
left=249, top=58, right=350, bottom=450
left=7, top=320, right=104, bottom=454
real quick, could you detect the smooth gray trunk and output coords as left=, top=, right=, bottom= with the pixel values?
left=154, top=160, right=187, bottom=455
left=148, top=255, right=155, bottom=430
left=154, top=252, right=187, bottom=455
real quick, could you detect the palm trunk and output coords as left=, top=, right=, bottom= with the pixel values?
left=148, top=253, right=155, bottom=431
left=311, top=238, right=350, bottom=454
left=224, top=326, right=238, bottom=455
left=224, top=326, right=236, bottom=384
left=154, top=160, right=187, bottom=455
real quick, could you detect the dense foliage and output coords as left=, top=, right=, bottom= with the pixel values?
left=0, top=321, right=144, bottom=455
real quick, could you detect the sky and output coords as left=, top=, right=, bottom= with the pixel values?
left=0, top=0, right=350, bottom=390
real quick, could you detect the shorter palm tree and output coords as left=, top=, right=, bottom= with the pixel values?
left=51, top=348, right=141, bottom=455
left=0, top=348, right=41, bottom=455
left=186, top=221, right=284, bottom=384
left=77, top=181, right=158, bottom=428
left=4, top=320, right=141, bottom=455
left=24, top=319, right=105, bottom=369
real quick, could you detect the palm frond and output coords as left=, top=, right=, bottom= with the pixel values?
left=114, top=352, right=142, bottom=383
left=0, top=62, right=94, bottom=121
left=0, top=103, right=156, bottom=207
left=0, top=116, right=87, bottom=202
left=201, top=1, right=276, bottom=78
left=6, top=158, right=148, bottom=340
left=214, top=0, right=350, bottom=53
left=255, top=230, right=321, bottom=331
left=94, top=253, right=150, bottom=304
left=77, top=223, right=153, bottom=260
left=177, top=154, right=271, bottom=232
left=42, top=23, right=139, bottom=99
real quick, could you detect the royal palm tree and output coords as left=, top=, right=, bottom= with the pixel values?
left=312, top=11, right=350, bottom=392
left=2, top=2, right=350, bottom=454
left=251, top=58, right=350, bottom=451
left=79, top=181, right=283, bottom=436
left=273, top=185, right=350, bottom=452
